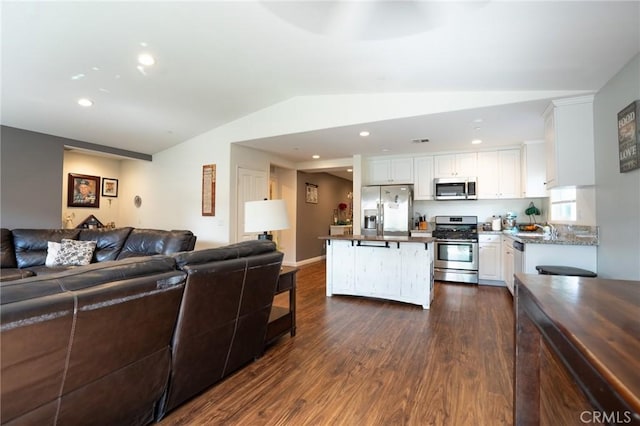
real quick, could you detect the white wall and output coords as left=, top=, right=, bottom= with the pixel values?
left=119, top=131, right=231, bottom=248
left=63, top=152, right=122, bottom=228
left=594, top=54, right=640, bottom=280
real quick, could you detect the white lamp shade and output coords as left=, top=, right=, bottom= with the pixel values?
left=244, top=199, right=290, bottom=233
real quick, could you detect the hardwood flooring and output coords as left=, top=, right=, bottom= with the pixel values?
left=160, top=261, right=515, bottom=425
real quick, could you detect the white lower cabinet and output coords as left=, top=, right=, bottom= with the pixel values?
left=479, top=234, right=502, bottom=282
left=502, top=237, right=515, bottom=295
left=399, top=243, right=434, bottom=306
left=355, top=244, right=401, bottom=297
left=326, top=239, right=355, bottom=295
left=326, top=239, right=434, bottom=309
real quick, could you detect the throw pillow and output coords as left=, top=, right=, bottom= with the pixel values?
left=54, top=239, right=97, bottom=266
left=45, top=241, right=62, bottom=267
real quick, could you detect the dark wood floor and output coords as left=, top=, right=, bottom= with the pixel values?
left=160, top=261, right=515, bottom=425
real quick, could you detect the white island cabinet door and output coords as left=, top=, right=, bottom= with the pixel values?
left=354, top=242, right=401, bottom=297
left=400, top=243, right=432, bottom=308
left=326, top=239, right=355, bottom=296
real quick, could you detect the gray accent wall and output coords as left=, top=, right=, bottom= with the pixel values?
left=296, top=171, right=352, bottom=261
left=594, top=54, right=640, bottom=280
left=1, top=126, right=64, bottom=228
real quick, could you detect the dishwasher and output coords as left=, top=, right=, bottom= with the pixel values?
left=513, top=240, right=525, bottom=278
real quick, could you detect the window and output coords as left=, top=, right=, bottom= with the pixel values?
left=550, top=187, right=576, bottom=222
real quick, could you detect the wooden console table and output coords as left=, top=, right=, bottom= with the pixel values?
left=514, top=274, right=640, bottom=425
left=265, top=266, right=298, bottom=346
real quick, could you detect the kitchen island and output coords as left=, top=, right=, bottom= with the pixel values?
left=319, top=235, right=436, bottom=309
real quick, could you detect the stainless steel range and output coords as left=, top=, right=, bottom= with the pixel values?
left=432, top=216, right=479, bottom=284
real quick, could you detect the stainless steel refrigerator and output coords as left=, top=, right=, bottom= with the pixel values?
left=361, top=185, right=413, bottom=236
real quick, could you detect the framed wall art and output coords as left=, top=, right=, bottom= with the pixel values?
left=202, top=164, right=216, bottom=216
left=102, top=178, right=119, bottom=197
left=67, top=173, right=100, bottom=208
left=618, top=100, right=639, bottom=173
left=306, top=183, right=318, bottom=204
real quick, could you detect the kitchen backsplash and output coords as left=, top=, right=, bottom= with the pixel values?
left=413, top=198, right=548, bottom=225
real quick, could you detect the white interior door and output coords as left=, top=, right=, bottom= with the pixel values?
left=237, top=167, right=268, bottom=242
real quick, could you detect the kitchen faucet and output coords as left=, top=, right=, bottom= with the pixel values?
left=534, top=223, right=558, bottom=238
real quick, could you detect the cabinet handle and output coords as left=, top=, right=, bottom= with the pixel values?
left=357, top=241, right=390, bottom=248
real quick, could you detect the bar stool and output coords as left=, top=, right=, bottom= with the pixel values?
left=535, top=265, right=597, bottom=277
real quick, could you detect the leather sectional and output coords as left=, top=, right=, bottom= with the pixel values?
left=0, top=237, right=284, bottom=425
left=0, top=227, right=197, bottom=282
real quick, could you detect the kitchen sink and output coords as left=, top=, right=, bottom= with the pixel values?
left=513, top=232, right=545, bottom=238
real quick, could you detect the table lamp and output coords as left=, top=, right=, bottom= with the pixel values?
left=244, top=199, right=290, bottom=240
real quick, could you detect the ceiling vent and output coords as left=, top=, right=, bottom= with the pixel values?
left=411, top=138, right=430, bottom=144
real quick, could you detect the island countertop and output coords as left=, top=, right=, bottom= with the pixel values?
left=514, top=273, right=640, bottom=424
left=318, top=235, right=436, bottom=243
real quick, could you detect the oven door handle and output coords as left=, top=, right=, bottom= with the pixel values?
left=435, top=239, right=478, bottom=243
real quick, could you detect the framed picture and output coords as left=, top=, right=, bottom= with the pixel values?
left=202, top=164, right=216, bottom=216
left=67, top=173, right=100, bottom=208
left=102, top=178, right=118, bottom=197
left=306, top=183, right=318, bottom=204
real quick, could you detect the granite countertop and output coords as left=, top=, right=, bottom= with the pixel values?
left=501, top=231, right=599, bottom=246
left=318, top=235, right=436, bottom=243
left=478, top=230, right=503, bottom=235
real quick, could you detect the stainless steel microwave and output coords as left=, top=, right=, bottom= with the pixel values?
left=434, top=177, right=478, bottom=200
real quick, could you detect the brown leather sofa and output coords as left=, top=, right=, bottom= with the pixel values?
left=1, top=255, right=186, bottom=425
left=1, top=240, right=284, bottom=425
left=0, top=227, right=197, bottom=282
left=157, top=240, right=283, bottom=419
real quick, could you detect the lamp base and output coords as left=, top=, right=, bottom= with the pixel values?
left=257, top=233, right=273, bottom=241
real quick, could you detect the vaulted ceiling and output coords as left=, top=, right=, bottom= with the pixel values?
left=2, top=1, right=638, bottom=163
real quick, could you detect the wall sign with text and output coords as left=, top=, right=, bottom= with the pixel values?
left=618, top=100, right=640, bottom=173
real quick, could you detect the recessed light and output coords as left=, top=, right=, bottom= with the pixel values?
left=70, top=73, right=85, bottom=80
left=312, top=155, right=320, bottom=159
left=359, top=131, right=370, bottom=137
left=77, top=98, right=93, bottom=107
left=473, top=118, right=483, bottom=123
left=381, top=149, right=390, bottom=152
left=91, top=67, right=100, bottom=71
left=471, top=139, right=483, bottom=145
left=138, top=53, right=155, bottom=66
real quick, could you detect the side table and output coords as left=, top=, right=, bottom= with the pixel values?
left=265, top=266, right=298, bottom=347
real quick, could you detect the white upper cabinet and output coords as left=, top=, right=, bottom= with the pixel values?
left=543, top=95, right=595, bottom=189
left=477, top=149, right=521, bottom=199
left=413, top=156, right=434, bottom=200
left=521, top=141, right=547, bottom=198
left=366, top=157, right=414, bottom=185
left=434, top=153, right=477, bottom=178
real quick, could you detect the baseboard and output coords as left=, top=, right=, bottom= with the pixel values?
left=282, top=255, right=325, bottom=268
left=478, top=279, right=507, bottom=287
